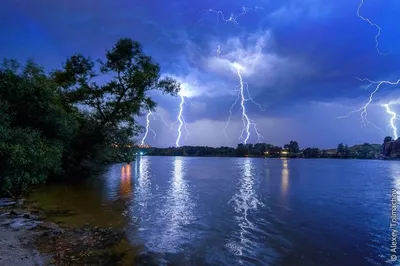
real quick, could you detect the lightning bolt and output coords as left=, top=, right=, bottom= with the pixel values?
left=338, top=1, right=393, bottom=130
left=140, top=111, right=156, bottom=146
left=196, top=6, right=264, bottom=29
left=140, top=110, right=174, bottom=147
left=175, top=92, right=191, bottom=148
left=357, top=0, right=389, bottom=55
left=383, top=103, right=399, bottom=140
left=225, top=63, right=264, bottom=144
left=196, top=6, right=266, bottom=145
left=337, top=78, right=383, bottom=131
left=337, top=78, right=400, bottom=131
left=176, top=94, right=185, bottom=147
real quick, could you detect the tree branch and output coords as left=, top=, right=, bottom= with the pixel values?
left=95, top=97, right=106, bottom=121
left=102, top=71, right=130, bottom=125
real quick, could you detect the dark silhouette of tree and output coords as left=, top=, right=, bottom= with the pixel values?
left=336, top=143, right=344, bottom=157
left=52, top=38, right=180, bottom=171
left=336, top=143, right=350, bottom=158
left=284, top=141, right=300, bottom=154
left=303, top=147, right=320, bottom=158
left=236, top=144, right=249, bottom=157
left=0, top=38, right=180, bottom=194
left=384, top=136, right=393, bottom=143
left=144, top=142, right=382, bottom=160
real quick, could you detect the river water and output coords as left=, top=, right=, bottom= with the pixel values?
left=29, top=157, right=400, bottom=265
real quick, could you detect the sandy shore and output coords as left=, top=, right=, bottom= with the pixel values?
left=0, top=198, right=129, bottom=265
left=0, top=198, right=50, bottom=265
left=0, top=226, right=48, bottom=266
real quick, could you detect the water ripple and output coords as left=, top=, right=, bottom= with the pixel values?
left=226, top=158, right=273, bottom=265
left=94, top=157, right=399, bottom=265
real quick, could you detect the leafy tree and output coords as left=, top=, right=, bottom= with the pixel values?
left=336, top=143, right=350, bottom=158
left=0, top=60, right=76, bottom=193
left=303, top=147, right=320, bottom=158
left=0, top=38, right=180, bottom=194
left=236, top=144, right=249, bottom=157
left=284, top=141, right=300, bottom=154
left=52, top=38, right=180, bottom=171
left=253, top=143, right=267, bottom=155
left=353, top=143, right=377, bottom=159
left=53, top=38, right=179, bottom=124
left=337, top=143, right=344, bottom=153
left=384, top=136, right=393, bottom=143
left=336, top=143, right=344, bottom=158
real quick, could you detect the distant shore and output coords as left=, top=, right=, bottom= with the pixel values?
left=140, top=154, right=390, bottom=160
left=136, top=142, right=385, bottom=160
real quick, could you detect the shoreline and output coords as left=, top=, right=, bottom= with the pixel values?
left=141, top=154, right=393, bottom=160
left=0, top=198, right=131, bottom=265
left=0, top=225, right=47, bottom=266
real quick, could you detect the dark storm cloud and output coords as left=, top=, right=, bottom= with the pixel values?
left=2, top=0, right=400, bottom=146
left=181, top=0, right=400, bottom=121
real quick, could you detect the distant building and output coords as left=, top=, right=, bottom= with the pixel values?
left=264, top=148, right=281, bottom=157
left=321, top=149, right=336, bottom=155
left=138, top=144, right=151, bottom=148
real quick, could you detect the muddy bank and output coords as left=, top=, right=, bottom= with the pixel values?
left=0, top=198, right=133, bottom=266
left=0, top=199, right=49, bottom=266
left=0, top=226, right=46, bottom=266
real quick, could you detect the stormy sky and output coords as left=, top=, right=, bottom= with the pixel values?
left=1, top=0, right=400, bottom=148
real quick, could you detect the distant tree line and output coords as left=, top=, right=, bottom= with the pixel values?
left=142, top=139, right=383, bottom=159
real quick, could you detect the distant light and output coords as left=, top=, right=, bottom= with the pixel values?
left=140, top=152, right=143, bottom=155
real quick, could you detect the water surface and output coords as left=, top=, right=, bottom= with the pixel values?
left=30, top=157, right=400, bottom=265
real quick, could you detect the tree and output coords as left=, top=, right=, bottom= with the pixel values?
left=284, top=141, right=300, bottom=154
left=344, top=144, right=350, bottom=157
left=336, top=143, right=350, bottom=158
left=236, top=144, right=249, bottom=157
left=253, top=143, right=267, bottom=155
left=0, top=60, right=76, bottom=192
left=0, top=38, right=180, bottom=194
left=54, top=38, right=179, bottom=124
left=336, top=143, right=344, bottom=157
left=52, top=38, right=180, bottom=170
left=384, top=136, right=393, bottom=143
left=303, top=147, right=320, bottom=158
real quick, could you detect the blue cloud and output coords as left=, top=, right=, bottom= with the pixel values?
left=2, top=0, right=400, bottom=146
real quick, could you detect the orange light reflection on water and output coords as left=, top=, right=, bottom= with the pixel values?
left=120, top=164, right=132, bottom=197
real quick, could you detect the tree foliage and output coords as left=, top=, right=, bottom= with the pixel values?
left=384, top=136, right=393, bottom=143
left=0, top=60, right=73, bottom=192
left=53, top=38, right=179, bottom=125
left=284, top=141, right=300, bottom=154
left=144, top=142, right=381, bottom=160
left=0, top=38, right=180, bottom=194
left=302, top=147, right=320, bottom=158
